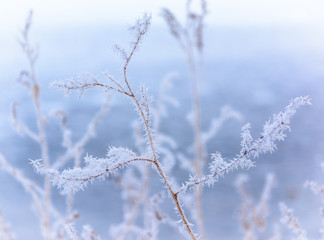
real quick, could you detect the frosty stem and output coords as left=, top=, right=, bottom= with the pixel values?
left=122, top=37, right=198, bottom=240
left=187, top=39, right=206, bottom=240
left=162, top=1, right=208, bottom=238
left=184, top=2, right=207, bottom=238
left=20, top=11, right=52, bottom=240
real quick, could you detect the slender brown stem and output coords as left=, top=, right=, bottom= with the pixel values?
left=122, top=47, right=197, bottom=239
left=186, top=28, right=206, bottom=240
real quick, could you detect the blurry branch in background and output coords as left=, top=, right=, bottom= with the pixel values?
left=278, top=163, right=324, bottom=240
left=0, top=208, right=15, bottom=240
left=16, top=10, right=52, bottom=239
left=0, top=153, right=66, bottom=240
left=161, top=1, right=210, bottom=238
left=0, top=11, right=110, bottom=240
left=279, top=203, right=308, bottom=240
left=0, top=153, right=44, bottom=211
left=235, top=173, right=276, bottom=240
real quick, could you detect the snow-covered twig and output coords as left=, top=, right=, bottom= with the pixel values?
left=176, top=96, right=311, bottom=195
left=32, top=147, right=153, bottom=194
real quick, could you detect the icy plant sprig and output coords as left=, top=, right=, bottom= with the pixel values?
left=32, top=147, right=154, bottom=194
left=176, top=96, right=311, bottom=195
left=110, top=73, right=181, bottom=240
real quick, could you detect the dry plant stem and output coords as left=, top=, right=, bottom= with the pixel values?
left=184, top=12, right=206, bottom=238
left=163, top=2, right=207, bottom=237
left=20, top=13, right=51, bottom=239
left=123, top=43, right=197, bottom=240
left=187, top=45, right=206, bottom=240
left=128, top=83, right=197, bottom=240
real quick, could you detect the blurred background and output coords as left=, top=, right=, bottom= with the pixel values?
left=0, top=0, right=324, bottom=239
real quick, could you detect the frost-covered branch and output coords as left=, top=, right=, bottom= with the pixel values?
left=52, top=73, right=132, bottom=97
left=176, top=96, right=311, bottom=195
left=279, top=203, right=308, bottom=240
left=51, top=12, right=198, bottom=239
left=33, top=147, right=154, bottom=194
left=124, top=12, right=152, bottom=66
left=163, top=2, right=209, bottom=238
left=114, top=17, right=196, bottom=239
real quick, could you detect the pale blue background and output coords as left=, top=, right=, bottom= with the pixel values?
left=0, top=0, right=324, bottom=239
